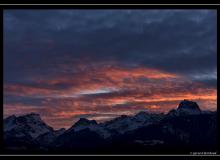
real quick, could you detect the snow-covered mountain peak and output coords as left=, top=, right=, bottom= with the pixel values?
left=134, top=111, right=150, bottom=121
left=4, top=115, right=16, bottom=123
left=178, top=99, right=200, bottom=110
left=20, top=113, right=42, bottom=122
left=4, top=113, right=53, bottom=138
left=74, top=118, right=97, bottom=127
left=67, top=118, right=98, bottom=132
left=177, top=99, right=201, bottom=114
left=4, top=115, right=17, bottom=131
left=167, top=100, right=201, bottom=116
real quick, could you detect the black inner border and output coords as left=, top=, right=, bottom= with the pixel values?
left=0, top=4, right=219, bottom=156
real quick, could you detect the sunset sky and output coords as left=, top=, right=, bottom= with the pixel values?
left=3, top=9, right=217, bottom=129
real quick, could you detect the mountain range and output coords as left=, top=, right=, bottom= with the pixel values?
left=3, top=100, right=217, bottom=154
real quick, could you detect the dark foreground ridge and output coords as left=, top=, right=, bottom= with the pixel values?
left=3, top=100, right=217, bottom=154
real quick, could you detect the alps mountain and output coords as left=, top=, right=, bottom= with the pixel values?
left=3, top=100, right=217, bottom=154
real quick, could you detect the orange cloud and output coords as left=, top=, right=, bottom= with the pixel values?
left=4, top=64, right=217, bottom=129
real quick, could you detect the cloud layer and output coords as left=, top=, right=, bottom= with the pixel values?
left=4, top=9, right=217, bottom=129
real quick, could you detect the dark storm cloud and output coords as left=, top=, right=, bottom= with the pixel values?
left=4, top=9, right=217, bottom=86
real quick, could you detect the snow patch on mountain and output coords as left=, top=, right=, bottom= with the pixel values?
left=4, top=113, right=53, bottom=139
left=103, top=112, right=164, bottom=134
left=177, top=99, right=201, bottom=114
left=67, top=118, right=112, bottom=138
left=168, top=100, right=201, bottom=116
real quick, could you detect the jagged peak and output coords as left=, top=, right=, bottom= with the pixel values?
left=24, top=112, right=41, bottom=117
left=5, top=115, right=16, bottom=121
left=135, top=111, right=150, bottom=116
left=74, top=118, right=97, bottom=127
left=177, top=99, right=201, bottom=111
left=167, top=100, right=201, bottom=117
left=17, top=112, right=43, bottom=122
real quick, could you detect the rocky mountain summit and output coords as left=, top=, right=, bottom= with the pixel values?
left=3, top=100, right=217, bottom=154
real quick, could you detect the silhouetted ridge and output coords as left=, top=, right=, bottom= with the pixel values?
left=3, top=100, right=217, bottom=153
left=177, top=99, right=201, bottom=111
left=73, top=118, right=97, bottom=128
